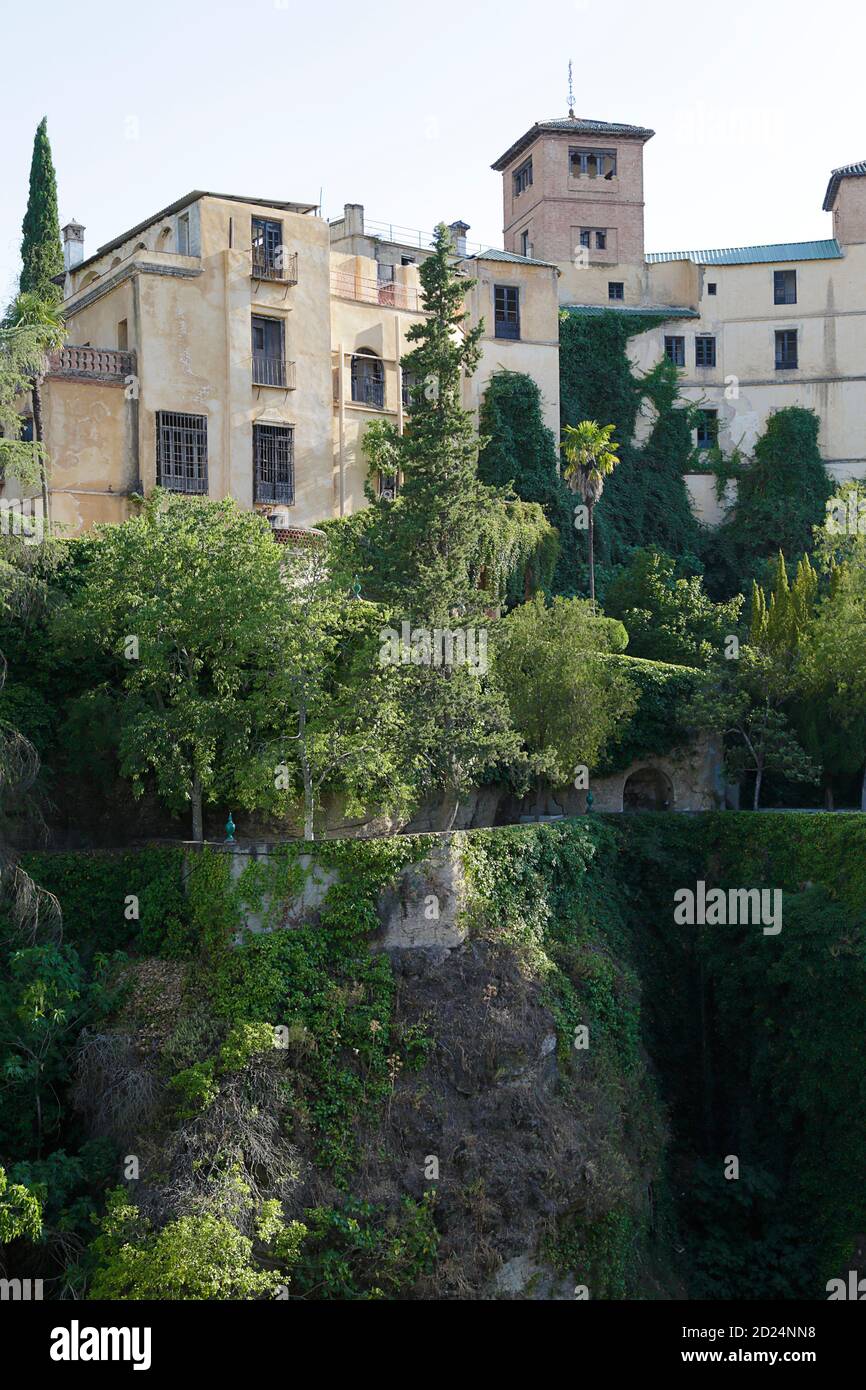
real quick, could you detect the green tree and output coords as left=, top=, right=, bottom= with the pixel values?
left=0, top=1165, right=43, bottom=1243
left=19, top=119, right=64, bottom=300
left=604, top=548, right=743, bottom=667
left=0, top=294, right=65, bottom=496
left=55, top=494, right=286, bottom=841
left=562, top=420, right=620, bottom=609
left=494, top=594, right=637, bottom=788
left=804, top=559, right=866, bottom=809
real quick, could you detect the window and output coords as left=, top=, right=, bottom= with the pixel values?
left=117, top=319, right=128, bottom=350
left=596, top=230, right=607, bottom=251
left=775, top=329, right=798, bottom=370
left=520, top=229, right=530, bottom=257
left=695, top=335, right=716, bottom=368
left=696, top=409, right=718, bottom=449
left=252, top=316, right=286, bottom=386
left=494, top=284, right=520, bottom=339
left=664, top=335, right=685, bottom=366
left=774, top=269, right=797, bottom=305
left=707, top=282, right=717, bottom=296
left=177, top=213, right=190, bottom=256
left=513, top=158, right=533, bottom=196
left=608, top=282, right=624, bottom=301
left=253, top=422, right=294, bottom=505
left=570, top=147, right=617, bottom=179
left=401, top=255, right=415, bottom=266
left=251, top=217, right=284, bottom=279
left=579, top=229, right=591, bottom=249
left=156, top=411, right=208, bottom=493
left=19, top=415, right=34, bottom=443
left=351, top=350, right=385, bottom=408
left=378, top=470, right=399, bottom=500
left=401, top=369, right=418, bottom=412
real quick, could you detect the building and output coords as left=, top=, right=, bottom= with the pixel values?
left=4, top=191, right=560, bottom=536
left=492, top=113, right=866, bottom=523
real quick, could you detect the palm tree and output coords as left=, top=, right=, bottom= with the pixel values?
left=6, top=291, right=65, bottom=532
left=562, top=420, right=620, bottom=610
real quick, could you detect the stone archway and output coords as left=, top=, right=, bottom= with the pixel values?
left=623, top=766, right=674, bottom=812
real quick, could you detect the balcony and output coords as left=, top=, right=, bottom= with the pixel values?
left=252, top=251, right=298, bottom=284
left=252, top=356, right=296, bottom=389
left=330, top=269, right=421, bottom=313
left=46, top=346, right=136, bottom=382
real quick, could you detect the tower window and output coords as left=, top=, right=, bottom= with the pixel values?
left=775, top=329, right=798, bottom=370
left=513, top=157, right=533, bottom=196
left=695, top=335, right=716, bottom=368
left=774, top=269, right=797, bottom=305
left=579, top=230, right=591, bottom=248
left=707, top=282, right=717, bottom=296
left=520, top=228, right=530, bottom=257
left=608, top=282, right=624, bottom=302
left=570, top=147, right=617, bottom=179
left=696, top=409, right=718, bottom=449
left=664, top=335, right=685, bottom=366
left=596, top=230, right=607, bottom=250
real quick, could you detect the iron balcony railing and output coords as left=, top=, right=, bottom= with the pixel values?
left=351, top=377, right=385, bottom=409
left=251, top=250, right=298, bottom=284
left=330, top=270, right=421, bottom=312
left=252, top=356, right=296, bottom=388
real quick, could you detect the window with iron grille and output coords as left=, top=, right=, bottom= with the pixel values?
left=608, top=281, right=624, bottom=301
left=251, top=217, right=284, bottom=279
left=696, top=409, right=718, bottom=449
left=775, top=329, right=798, bottom=369
left=378, top=471, right=399, bottom=500
left=695, top=335, right=716, bottom=368
left=664, top=335, right=685, bottom=366
left=773, top=269, right=797, bottom=305
left=707, top=282, right=717, bottom=295
left=494, top=285, right=520, bottom=339
left=252, top=315, right=286, bottom=386
left=351, top=351, right=385, bottom=408
left=253, top=423, right=294, bottom=505
left=513, top=158, right=533, bottom=196
left=156, top=411, right=208, bottom=493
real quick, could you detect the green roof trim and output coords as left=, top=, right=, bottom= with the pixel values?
left=562, top=303, right=699, bottom=320
left=646, top=239, right=843, bottom=266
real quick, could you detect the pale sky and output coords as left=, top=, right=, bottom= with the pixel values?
left=2, top=0, right=865, bottom=302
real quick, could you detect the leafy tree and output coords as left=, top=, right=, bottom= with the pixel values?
left=19, top=119, right=64, bottom=301
left=604, top=548, right=743, bottom=667
left=494, top=595, right=637, bottom=788
left=562, top=420, right=620, bottom=609
left=0, top=294, right=65, bottom=495
left=88, top=1189, right=306, bottom=1300
left=0, top=1164, right=42, bottom=1243
left=804, top=559, right=866, bottom=809
left=55, top=494, right=286, bottom=841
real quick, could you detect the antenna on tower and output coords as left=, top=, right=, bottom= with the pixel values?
left=568, top=59, right=575, bottom=118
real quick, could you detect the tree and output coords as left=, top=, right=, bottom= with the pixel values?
left=494, top=594, right=637, bottom=789
left=562, top=420, right=620, bottom=609
left=19, top=119, right=64, bottom=301
left=686, top=674, right=816, bottom=810
left=0, top=1165, right=42, bottom=1243
left=0, top=294, right=65, bottom=497
left=254, top=545, right=412, bottom=841
left=55, top=494, right=286, bottom=841
left=604, top=548, right=743, bottom=667
left=804, top=560, right=866, bottom=810
left=4, top=293, right=66, bottom=526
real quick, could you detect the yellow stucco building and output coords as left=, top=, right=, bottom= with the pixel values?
left=6, top=114, right=865, bottom=535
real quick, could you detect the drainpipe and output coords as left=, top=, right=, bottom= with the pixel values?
left=337, top=342, right=345, bottom=515
left=396, top=316, right=404, bottom=436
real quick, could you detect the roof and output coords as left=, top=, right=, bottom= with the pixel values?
left=646, top=239, right=843, bottom=266
left=468, top=247, right=559, bottom=269
left=563, top=303, right=699, bottom=320
left=491, top=115, right=655, bottom=171
left=823, top=161, right=866, bottom=211
left=72, top=191, right=318, bottom=274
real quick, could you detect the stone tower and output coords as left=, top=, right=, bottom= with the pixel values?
left=491, top=114, right=654, bottom=304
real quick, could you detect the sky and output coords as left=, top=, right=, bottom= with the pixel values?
left=2, top=0, right=865, bottom=301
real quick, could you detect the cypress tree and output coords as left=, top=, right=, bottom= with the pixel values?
left=20, top=118, right=64, bottom=300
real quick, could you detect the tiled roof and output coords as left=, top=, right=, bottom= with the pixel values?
left=646, top=240, right=843, bottom=266
left=563, top=303, right=699, bottom=320
left=823, top=161, right=866, bottom=210
left=491, top=115, right=654, bottom=171
left=469, top=247, right=559, bottom=269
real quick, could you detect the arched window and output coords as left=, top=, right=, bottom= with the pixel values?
left=351, top=349, right=384, bottom=409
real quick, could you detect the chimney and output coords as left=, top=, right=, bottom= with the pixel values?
left=62, top=219, right=85, bottom=270
left=448, top=220, right=470, bottom=256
